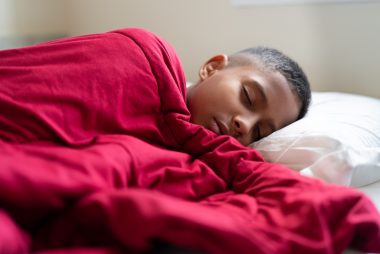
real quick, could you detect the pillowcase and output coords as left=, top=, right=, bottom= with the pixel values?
left=250, top=92, right=380, bottom=187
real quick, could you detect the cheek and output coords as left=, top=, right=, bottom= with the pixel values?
left=188, top=89, right=213, bottom=124
left=189, top=77, right=241, bottom=119
left=205, top=90, right=236, bottom=114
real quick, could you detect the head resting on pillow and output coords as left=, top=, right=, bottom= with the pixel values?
left=187, top=46, right=311, bottom=146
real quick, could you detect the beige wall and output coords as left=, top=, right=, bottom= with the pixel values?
left=65, top=0, right=380, bottom=98
left=2, top=0, right=380, bottom=98
left=0, top=0, right=68, bottom=36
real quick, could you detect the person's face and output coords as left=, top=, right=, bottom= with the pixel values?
left=187, top=54, right=300, bottom=146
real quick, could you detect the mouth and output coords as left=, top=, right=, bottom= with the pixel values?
left=209, top=118, right=221, bottom=135
left=214, top=118, right=228, bottom=135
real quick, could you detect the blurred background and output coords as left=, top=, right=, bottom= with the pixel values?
left=1, top=0, right=379, bottom=97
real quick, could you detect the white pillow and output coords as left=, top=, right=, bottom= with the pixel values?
left=250, top=92, right=380, bottom=187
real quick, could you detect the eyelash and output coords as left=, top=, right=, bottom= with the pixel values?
left=242, top=86, right=262, bottom=141
left=243, top=86, right=252, bottom=106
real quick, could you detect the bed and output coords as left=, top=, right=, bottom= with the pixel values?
left=251, top=91, right=380, bottom=254
left=251, top=91, right=380, bottom=209
left=0, top=28, right=379, bottom=254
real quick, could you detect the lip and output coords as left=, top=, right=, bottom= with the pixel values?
left=214, top=118, right=228, bottom=135
left=209, top=118, right=221, bottom=135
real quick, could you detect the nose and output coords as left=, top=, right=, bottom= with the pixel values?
left=231, top=115, right=258, bottom=144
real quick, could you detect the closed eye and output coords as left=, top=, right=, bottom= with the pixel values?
left=243, top=86, right=252, bottom=106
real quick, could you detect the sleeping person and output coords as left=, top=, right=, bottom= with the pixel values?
left=187, top=47, right=311, bottom=145
left=0, top=28, right=379, bottom=254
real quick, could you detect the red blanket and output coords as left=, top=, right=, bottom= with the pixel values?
left=0, top=28, right=379, bottom=254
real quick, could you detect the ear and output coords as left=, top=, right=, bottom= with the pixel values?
left=199, top=54, right=228, bottom=81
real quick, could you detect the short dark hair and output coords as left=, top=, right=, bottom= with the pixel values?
left=228, top=47, right=311, bottom=120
